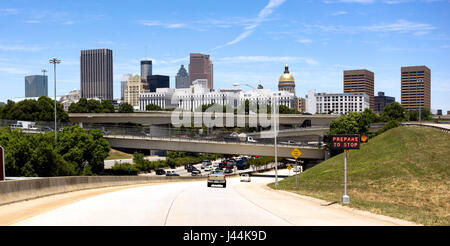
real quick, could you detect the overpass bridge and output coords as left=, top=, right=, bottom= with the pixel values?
left=69, top=112, right=338, bottom=127
left=104, top=134, right=326, bottom=159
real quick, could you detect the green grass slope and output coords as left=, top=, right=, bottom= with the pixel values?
left=270, top=126, right=450, bottom=225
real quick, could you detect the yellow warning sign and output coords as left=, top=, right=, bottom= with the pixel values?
left=291, top=148, right=302, bottom=159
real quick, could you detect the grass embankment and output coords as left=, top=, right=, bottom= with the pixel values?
left=106, top=149, right=133, bottom=160
left=269, top=126, right=450, bottom=225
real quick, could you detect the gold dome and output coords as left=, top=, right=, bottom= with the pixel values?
left=279, top=64, right=295, bottom=82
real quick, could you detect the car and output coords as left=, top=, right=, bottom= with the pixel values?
left=207, top=171, right=226, bottom=188
left=166, top=173, right=180, bottom=176
left=191, top=169, right=201, bottom=176
left=201, top=160, right=211, bottom=169
left=224, top=168, right=233, bottom=174
left=240, top=174, right=251, bottom=182
left=186, top=164, right=194, bottom=172
left=204, top=165, right=212, bottom=172
left=155, top=169, right=166, bottom=175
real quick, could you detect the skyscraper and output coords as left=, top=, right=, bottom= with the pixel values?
left=80, top=48, right=113, bottom=100
left=147, top=75, right=170, bottom=92
left=401, top=66, right=431, bottom=111
left=121, top=74, right=132, bottom=100
left=141, top=59, right=152, bottom=79
left=343, top=69, right=375, bottom=110
left=176, top=65, right=189, bottom=88
left=25, top=75, right=48, bottom=97
left=124, top=75, right=149, bottom=107
left=189, top=53, right=213, bottom=90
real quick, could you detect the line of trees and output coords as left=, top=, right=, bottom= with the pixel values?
left=0, top=125, right=110, bottom=177
left=328, top=102, right=434, bottom=137
left=68, top=98, right=134, bottom=113
left=0, top=96, right=68, bottom=122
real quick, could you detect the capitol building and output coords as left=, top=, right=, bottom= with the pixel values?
left=139, top=65, right=296, bottom=112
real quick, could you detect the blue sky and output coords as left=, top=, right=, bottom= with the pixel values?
left=0, top=0, right=449, bottom=110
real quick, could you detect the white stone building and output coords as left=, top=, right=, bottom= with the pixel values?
left=305, top=90, right=370, bottom=115
left=139, top=79, right=295, bottom=112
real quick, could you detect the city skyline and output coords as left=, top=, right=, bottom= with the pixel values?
left=0, top=0, right=449, bottom=110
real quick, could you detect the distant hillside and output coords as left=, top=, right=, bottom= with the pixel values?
left=271, top=126, right=450, bottom=225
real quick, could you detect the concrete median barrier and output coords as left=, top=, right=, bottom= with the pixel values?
left=0, top=175, right=206, bottom=206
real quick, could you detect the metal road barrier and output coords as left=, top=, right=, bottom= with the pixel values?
left=401, top=122, right=450, bottom=134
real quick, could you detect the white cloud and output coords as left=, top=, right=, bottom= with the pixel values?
left=216, top=56, right=319, bottom=65
left=0, top=44, right=46, bottom=52
left=213, top=0, right=286, bottom=50
left=0, top=8, right=18, bottom=16
left=331, top=11, right=348, bottom=15
left=297, top=39, right=312, bottom=44
left=141, top=20, right=186, bottom=29
left=362, top=19, right=436, bottom=34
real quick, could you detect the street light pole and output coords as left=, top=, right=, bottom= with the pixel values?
left=49, top=58, right=61, bottom=141
left=273, top=95, right=279, bottom=187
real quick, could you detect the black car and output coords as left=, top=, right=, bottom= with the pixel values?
left=191, top=169, right=201, bottom=176
left=155, top=169, right=166, bottom=175
left=186, top=164, right=194, bottom=172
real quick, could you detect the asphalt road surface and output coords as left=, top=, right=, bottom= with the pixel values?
left=13, top=169, right=415, bottom=226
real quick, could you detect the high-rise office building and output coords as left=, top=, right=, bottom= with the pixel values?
left=343, top=69, right=375, bottom=110
left=25, top=75, right=48, bottom=97
left=121, top=74, right=132, bottom=100
left=278, top=64, right=296, bottom=96
left=80, top=48, right=113, bottom=100
left=189, top=53, right=213, bottom=90
left=176, top=65, right=189, bottom=88
left=124, top=75, right=149, bottom=107
left=401, top=66, right=431, bottom=111
left=374, top=91, right=395, bottom=113
left=141, top=59, right=152, bottom=79
left=148, top=75, right=170, bottom=92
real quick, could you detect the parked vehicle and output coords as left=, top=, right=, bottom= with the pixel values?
left=207, top=171, right=226, bottom=188
left=240, top=174, right=251, bottom=182
left=191, top=169, right=201, bottom=176
left=186, top=164, right=194, bottom=172
left=201, top=160, right=211, bottom=169
left=205, top=165, right=212, bottom=172
left=166, top=173, right=180, bottom=176
left=224, top=168, right=233, bottom=174
left=236, top=158, right=249, bottom=170
left=155, top=169, right=166, bottom=175
left=166, top=170, right=179, bottom=176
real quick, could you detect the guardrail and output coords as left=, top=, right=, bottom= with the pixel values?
left=401, top=122, right=450, bottom=134
left=0, top=175, right=206, bottom=206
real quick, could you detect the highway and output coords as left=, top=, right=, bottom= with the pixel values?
left=11, top=169, right=415, bottom=226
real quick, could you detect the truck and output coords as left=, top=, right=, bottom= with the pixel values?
left=207, top=171, right=226, bottom=188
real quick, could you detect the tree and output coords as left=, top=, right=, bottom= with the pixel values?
left=118, top=103, right=134, bottom=113
left=328, top=111, right=369, bottom=135
left=101, top=100, right=115, bottom=113
left=380, top=102, right=406, bottom=122
left=406, top=108, right=432, bottom=121
left=56, top=125, right=110, bottom=175
left=146, top=104, right=163, bottom=111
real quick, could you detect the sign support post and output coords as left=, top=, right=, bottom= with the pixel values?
left=0, top=146, right=5, bottom=181
left=290, top=148, right=302, bottom=190
left=342, top=149, right=350, bottom=204
left=295, top=158, right=298, bottom=189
